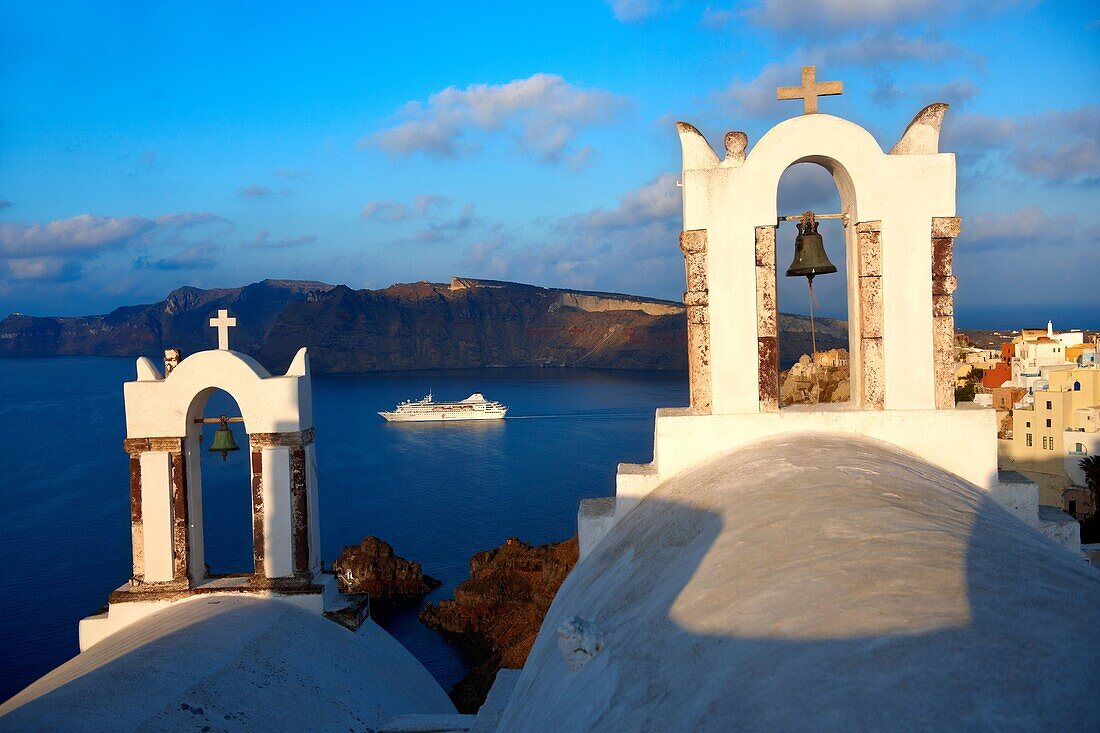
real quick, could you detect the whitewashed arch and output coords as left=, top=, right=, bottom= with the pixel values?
left=121, top=347, right=321, bottom=590
left=677, top=111, right=957, bottom=414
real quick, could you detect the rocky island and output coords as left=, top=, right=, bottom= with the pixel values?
left=331, top=536, right=442, bottom=599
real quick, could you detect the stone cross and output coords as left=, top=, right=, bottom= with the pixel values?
left=209, top=309, right=237, bottom=350
left=777, top=66, right=843, bottom=115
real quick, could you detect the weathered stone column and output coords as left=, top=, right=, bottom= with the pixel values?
left=680, top=230, right=712, bottom=415
left=127, top=454, right=144, bottom=582
left=249, top=428, right=316, bottom=584
left=290, top=447, right=310, bottom=576
left=249, top=447, right=266, bottom=579
left=932, top=217, right=961, bottom=409
left=755, top=226, right=779, bottom=411
left=856, top=221, right=885, bottom=410
left=122, top=436, right=189, bottom=588
left=170, top=449, right=190, bottom=584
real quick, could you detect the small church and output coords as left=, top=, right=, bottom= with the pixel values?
left=2, top=69, right=1098, bottom=732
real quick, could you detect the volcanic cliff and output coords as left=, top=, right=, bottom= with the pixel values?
left=0, top=276, right=848, bottom=372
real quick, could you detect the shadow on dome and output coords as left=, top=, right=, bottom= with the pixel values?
left=499, top=433, right=1100, bottom=731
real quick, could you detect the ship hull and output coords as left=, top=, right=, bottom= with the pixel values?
left=378, top=409, right=507, bottom=423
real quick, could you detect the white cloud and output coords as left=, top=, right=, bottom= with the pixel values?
left=274, top=168, right=311, bottom=180
left=712, top=62, right=802, bottom=118
left=0, top=212, right=231, bottom=287
left=459, top=237, right=511, bottom=279
left=701, top=5, right=737, bottom=29
left=6, top=256, right=79, bottom=282
left=0, top=212, right=223, bottom=257
left=364, top=74, right=626, bottom=167
left=608, top=0, right=665, bottom=22
left=944, top=106, right=1100, bottom=185
left=476, top=173, right=685, bottom=296
left=237, top=184, right=273, bottom=199
left=362, top=201, right=414, bottom=222
left=959, top=207, right=1076, bottom=251
left=240, top=231, right=317, bottom=249
left=817, top=33, right=964, bottom=65
left=570, top=172, right=681, bottom=230
left=404, top=202, right=479, bottom=245
left=134, top=243, right=222, bottom=271
left=362, top=195, right=452, bottom=222
left=744, top=0, right=1021, bottom=30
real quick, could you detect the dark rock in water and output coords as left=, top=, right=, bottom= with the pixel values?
left=420, top=535, right=579, bottom=713
left=0, top=275, right=846, bottom=373
left=332, top=536, right=441, bottom=599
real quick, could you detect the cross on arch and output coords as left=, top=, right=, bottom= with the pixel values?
left=777, top=66, right=843, bottom=115
left=209, top=309, right=237, bottom=350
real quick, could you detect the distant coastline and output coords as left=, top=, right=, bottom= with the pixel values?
left=0, top=276, right=849, bottom=373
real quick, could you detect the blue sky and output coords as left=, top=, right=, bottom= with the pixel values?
left=0, top=1, right=1096, bottom=327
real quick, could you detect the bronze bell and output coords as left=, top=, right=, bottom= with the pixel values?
left=208, top=415, right=240, bottom=461
left=785, top=212, right=837, bottom=282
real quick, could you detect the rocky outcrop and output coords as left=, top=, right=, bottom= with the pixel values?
left=0, top=276, right=847, bottom=373
left=420, top=535, right=579, bottom=713
left=331, top=536, right=441, bottom=599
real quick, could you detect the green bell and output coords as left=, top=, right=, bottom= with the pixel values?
left=209, top=415, right=240, bottom=461
left=785, top=212, right=837, bottom=283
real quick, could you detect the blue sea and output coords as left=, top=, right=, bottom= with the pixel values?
left=0, top=357, right=687, bottom=702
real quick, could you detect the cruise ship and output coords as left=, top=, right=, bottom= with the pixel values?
left=378, top=391, right=508, bottom=422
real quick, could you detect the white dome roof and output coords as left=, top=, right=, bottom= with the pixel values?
left=0, top=596, right=454, bottom=731
left=500, top=434, right=1100, bottom=731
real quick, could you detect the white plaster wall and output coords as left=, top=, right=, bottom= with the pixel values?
left=140, top=452, right=175, bottom=583
left=78, top=575, right=340, bottom=652
left=124, top=349, right=312, bottom=439
left=1066, top=433, right=1100, bottom=486
left=262, top=447, right=294, bottom=578
left=680, top=114, right=955, bottom=414
left=616, top=405, right=998, bottom=512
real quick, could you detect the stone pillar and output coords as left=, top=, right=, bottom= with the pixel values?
left=249, top=428, right=316, bottom=584
left=128, top=454, right=144, bottom=581
left=249, top=448, right=266, bottom=579
left=170, top=450, right=190, bottom=584
left=123, top=437, right=189, bottom=588
left=680, top=230, right=712, bottom=415
left=932, top=217, right=961, bottom=409
left=755, top=226, right=779, bottom=411
left=290, top=447, right=310, bottom=576
left=856, top=221, right=885, bottom=410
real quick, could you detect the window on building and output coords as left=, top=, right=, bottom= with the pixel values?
left=1075, top=381, right=1081, bottom=391
left=1046, top=419, right=1052, bottom=428
left=1046, top=400, right=1052, bottom=410
left=1042, top=436, right=1047, bottom=449
left=1027, top=434, right=1033, bottom=447
left=1077, top=443, right=1084, bottom=453
left=1026, top=421, right=1031, bottom=428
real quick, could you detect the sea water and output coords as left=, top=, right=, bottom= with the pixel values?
left=0, top=357, right=687, bottom=701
